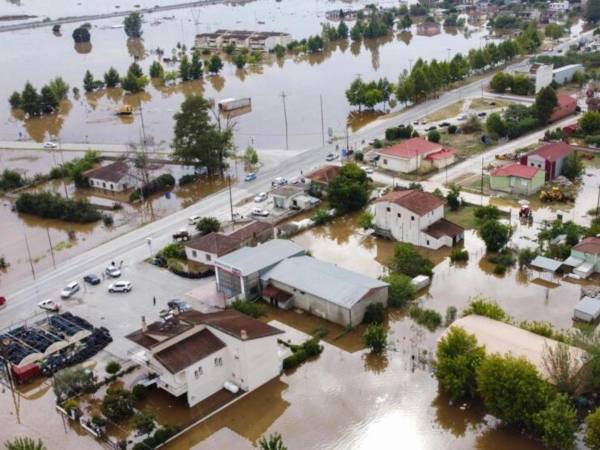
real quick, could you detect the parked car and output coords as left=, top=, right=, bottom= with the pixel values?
left=60, top=281, right=80, bottom=299
left=172, top=229, right=190, bottom=241
left=363, top=166, right=374, bottom=174
left=244, top=172, right=257, bottom=182
left=151, top=255, right=167, bottom=268
left=105, top=266, right=121, bottom=278
left=232, top=212, right=244, bottom=221
left=43, top=141, right=57, bottom=149
left=289, top=176, right=305, bottom=185
left=438, top=122, right=451, bottom=127
left=167, top=299, right=192, bottom=312
left=254, top=192, right=268, bottom=203
left=188, top=215, right=201, bottom=225
left=426, top=126, right=437, bottom=132
left=272, top=177, right=287, bottom=187
left=108, top=281, right=132, bottom=293
left=38, top=299, right=60, bottom=312
left=325, top=153, right=338, bottom=161
left=478, top=112, right=487, bottom=117
left=83, top=274, right=101, bottom=285
left=457, top=114, right=467, bottom=121
left=251, top=208, right=270, bottom=217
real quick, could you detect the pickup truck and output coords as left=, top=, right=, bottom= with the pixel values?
left=172, top=230, right=191, bottom=241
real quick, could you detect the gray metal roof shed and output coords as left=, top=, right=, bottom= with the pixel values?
left=574, top=297, right=600, bottom=322
left=530, top=256, right=562, bottom=273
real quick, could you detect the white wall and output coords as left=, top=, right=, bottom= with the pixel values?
left=534, top=65, right=553, bottom=93
left=89, top=176, right=133, bottom=192
left=377, top=154, right=417, bottom=173
left=374, top=201, right=444, bottom=248
left=185, top=247, right=217, bottom=266
left=185, top=347, right=230, bottom=407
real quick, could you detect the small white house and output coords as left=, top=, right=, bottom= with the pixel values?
left=574, top=297, right=600, bottom=322
left=373, top=189, right=464, bottom=249
left=271, top=185, right=305, bottom=209
left=127, top=309, right=285, bottom=407
left=83, top=161, right=136, bottom=192
left=376, top=138, right=456, bottom=174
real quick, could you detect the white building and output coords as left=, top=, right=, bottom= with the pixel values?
left=373, top=189, right=464, bottom=249
left=512, top=63, right=553, bottom=94
left=195, top=29, right=292, bottom=52
left=83, top=160, right=136, bottom=193
left=127, top=309, right=284, bottom=407
left=376, top=138, right=457, bottom=174
left=553, top=64, right=584, bottom=85
left=549, top=1, right=570, bottom=11
left=261, top=256, right=389, bottom=327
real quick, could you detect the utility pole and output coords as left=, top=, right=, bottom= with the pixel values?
left=281, top=91, right=289, bottom=150
left=596, top=184, right=600, bottom=217
left=480, top=156, right=484, bottom=204
left=228, top=175, right=234, bottom=222
left=320, top=95, right=325, bottom=146
left=57, top=140, right=69, bottom=199
left=345, top=126, right=349, bottom=151
left=23, top=231, right=35, bottom=280
left=46, top=228, right=56, bottom=269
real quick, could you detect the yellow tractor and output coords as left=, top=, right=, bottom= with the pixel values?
left=116, top=104, right=133, bottom=116
left=539, top=186, right=564, bottom=202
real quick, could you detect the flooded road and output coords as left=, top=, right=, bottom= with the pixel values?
left=0, top=0, right=495, bottom=150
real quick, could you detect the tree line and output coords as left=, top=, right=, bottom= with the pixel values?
left=9, top=77, right=69, bottom=117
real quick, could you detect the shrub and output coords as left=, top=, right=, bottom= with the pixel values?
left=111, top=202, right=123, bottom=211
left=132, top=383, right=147, bottom=401
left=53, top=367, right=96, bottom=401
left=101, top=389, right=134, bottom=422
left=282, top=337, right=323, bottom=369
left=363, top=323, right=387, bottom=354
left=518, top=248, right=538, bottom=268
left=178, top=174, right=199, bottom=185
left=479, top=219, right=511, bottom=252
left=133, top=410, right=156, bottom=436
left=385, top=126, right=400, bottom=141
left=435, top=327, right=486, bottom=402
left=4, top=437, right=47, bottom=450
left=16, top=192, right=101, bottom=223
left=259, top=433, right=287, bottom=450
left=448, top=124, right=458, bottom=134
left=91, top=415, right=107, bottom=427
left=160, top=242, right=186, bottom=259
left=427, top=129, right=441, bottom=143
left=585, top=407, right=600, bottom=450
left=382, top=273, right=415, bottom=307
left=446, top=184, right=461, bottom=211
left=130, top=174, right=175, bottom=202
left=449, top=248, right=469, bottom=262
left=463, top=297, right=509, bottom=322
left=389, top=242, right=433, bottom=277
left=0, top=169, right=25, bottom=192
left=230, top=299, right=267, bottom=318
left=445, top=306, right=457, bottom=326
left=311, top=208, right=331, bottom=225
left=102, top=214, right=114, bottom=226
left=362, top=303, right=386, bottom=324
left=409, top=306, right=442, bottom=331
left=493, top=263, right=506, bottom=275
left=533, top=394, right=577, bottom=450
left=357, top=210, right=374, bottom=229
left=354, top=151, right=364, bottom=162
left=487, top=248, right=515, bottom=267
left=196, top=216, right=220, bottom=235
left=133, top=425, right=182, bottom=450
left=105, top=361, right=121, bottom=374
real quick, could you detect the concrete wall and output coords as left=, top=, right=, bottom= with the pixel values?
left=374, top=201, right=444, bottom=248
left=185, top=247, right=217, bottom=266
left=349, top=287, right=389, bottom=327
left=88, top=176, right=133, bottom=192
left=185, top=347, right=230, bottom=407
left=377, top=154, right=417, bottom=173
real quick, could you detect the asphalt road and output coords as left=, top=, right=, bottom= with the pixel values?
left=0, top=31, right=589, bottom=326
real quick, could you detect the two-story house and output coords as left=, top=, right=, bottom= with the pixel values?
left=127, top=309, right=284, bottom=408
left=372, top=189, right=464, bottom=249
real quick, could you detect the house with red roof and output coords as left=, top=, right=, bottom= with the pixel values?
left=519, top=141, right=574, bottom=181
left=490, top=163, right=545, bottom=195
left=376, top=138, right=457, bottom=173
left=372, top=189, right=464, bottom=249
left=549, top=94, right=577, bottom=123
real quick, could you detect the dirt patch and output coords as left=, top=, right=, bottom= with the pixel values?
left=424, top=101, right=464, bottom=122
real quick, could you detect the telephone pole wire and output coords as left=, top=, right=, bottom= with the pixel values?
left=281, top=91, right=289, bottom=150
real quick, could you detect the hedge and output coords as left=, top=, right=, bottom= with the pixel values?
left=281, top=337, right=323, bottom=370
left=16, top=191, right=101, bottom=223
left=168, top=265, right=214, bottom=279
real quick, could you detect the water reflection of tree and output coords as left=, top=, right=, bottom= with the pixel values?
left=432, top=391, right=486, bottom=438
left=363, top=35, right=394, bottom=71
left=235, top=68, right=249, bottom=82
left=338, top=39, right=349, bottom=54
left=122, top=91, right=152, bottom=108
left=105, top=87, right=124, bottom=104
left=209, top=75, right=225, bottom=92
left=443, top=26, right=459, bottom=37
left=347, top=110, right=385, bottom=133
left=474, top=422, right=543, bottom=450
left=363, top=352, right=389, bottom=374
left=85, top=90, right=106, bottom=110
left=350, top=40, right=362, bottom=57
left=21, top=100, right=72, bottom=142
left=397, top=31, right=413, bottom=46
left=127, top=38, right=146, bottom=60
left=74, top=42, right=92, bottom=54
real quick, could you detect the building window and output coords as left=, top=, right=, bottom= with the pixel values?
left=411, top=216, right=415, bottom=221
left=386, top=207, right=391, bottom=212
left=427, top=240, right=430, bottom=245
left=214, top=357, right=223, bottom=367
left=102, top=182, right=106, bottom=188
left=110, top=184, right=114, bottom=189
left=397, top=213, right=401, bottom=218
left=194, top=367, right=203, bottom=378
left=383, top=159, right=388, bottom=165
left=192, top=250, right=197, bottom=257
left=206, top=254, right=211, bottom=261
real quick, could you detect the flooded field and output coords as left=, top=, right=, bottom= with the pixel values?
left=0, top=0, right=496, bottom=150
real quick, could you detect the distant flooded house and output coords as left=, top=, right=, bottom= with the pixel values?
left=82, top=160, right=136, bottom=192
left=376, top=138, right=456, bottom=174
left=127, top=309, right=284, bottom=407
left=195, top=29, right=292, bottom=52
left=372, top=189, right=464, bottom=249
left=416, top=22, right=441, bottom=36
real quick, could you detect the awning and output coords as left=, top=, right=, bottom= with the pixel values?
left=563, top=255, right=584, bottom=268
left=262, top=284, right=293, bottom=303
left=531, top=256, right=563, bottom=273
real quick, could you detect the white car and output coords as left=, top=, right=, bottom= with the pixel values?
left=39, top=299, right=60, bottom=312
left=188, top=215, right=201, bottom=225
left=60, top=281, right=80, bottom=299
left=254, top=192, right=267, bottom=203
left=325, top=153, right=339, bottom=161
left=271, top=177, right=287, bottom=187
left=43, top=141, right=57, bottom=149
left=105, top=266, right=121, bottom=278
left=363, top=166, right=374, bottom=174
left=457, top=114, right=467, bottom=121
left=251, top=208, right=270, bottom=217
left=108, top=281, right=132, bottom=293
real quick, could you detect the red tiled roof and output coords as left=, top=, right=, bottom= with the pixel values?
left=377, top=189, right=444, bottom=216
left=557, top=94, right=576, bottom=108
left=83, top=160, right=129, bottom=183
left=424, top=218, right=464, bottom=239
left=154, top=329, right=225, bottom=374
left=573, top=237, right=600, bottom=256
left=425, top=149, right=457, bottom=161
left=378, top=138, right=443, bottom=158
left=490, top=163, right=540, bottom=180
left=529, top=142, right=574, bottom=162
left=228, top=221, right=273, bottom=242
left=308, top=165, right=341, bottom=184
left=185, top=232, right=240, bottom=256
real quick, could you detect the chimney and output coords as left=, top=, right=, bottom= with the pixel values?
left=241, top=329, right=248, bottom=340
left=141, top=315, right=147, bottom=333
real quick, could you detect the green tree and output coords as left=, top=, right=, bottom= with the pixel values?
left=400, top=14, right=413, bottom=29
left=435, top=327, right=486, bottom=402
left=148, top=61, right=164, bottom=79
left=533, top=86, right=558, bottom=125
left=103, top=67, right=120, bottom=88
left=446, top=184, right=461, bottom=211
left=345, top=77, right=366, bottom=111
left=580, top=111, right=600, bottom=135
left=40, top=86, right=59, bottom=114
left=489, top=72, right=513, bottom=93
left=47, top=77, right=69, bottom=100
left=101, top=389, right=134, bottom=422
left=427, top=129, right=441, bottom=143
left=477, top=354, right=550, bottom=430
left=190, top=52, right=203, bottom=80
left=244, top=146, right=258, bottom=164
left=196, top=216, right=220, bottom=235
left=132, top=410, right=156, bottom=436
left=4, top=437, right=47, bottom=450
left=587, top=0, right=600, bottom=22
left=511, top=74, right=534, bottom=95
left=20, top=82, right=41, bottom=117
left=389, top=242, right=433, bottom=277
left=357, top=210, right=374, bottom=230
left=337, top=21, right=349, bottom=39
left=350, top=21, right=364, bottom=41
left=179, top=54, right=191, bottom=81
left=259, top=433, right=287, bottom=450
left=208, top=55, right=224, bottom=74
left=479, top=219, right=510, bottom=252
left=53, top=367, right=95, bottom=402
left=9, top=91, right=21, bottom=109
left=121, top=63, right=148, bottom=93
left=172, top=95, right=233, bottom=176
left=83, top=70, right=96, bottom=93
left=124, top=12, right=143, bottom=38
left=545, top=24, right=565, bottom=40
left=105, top=360, right=121, bottom=374
left=533, top=394, right=577, bottom=450
left=382, top=273, right=415, bottom=307
left=486, top=112, right=507, bottom=137
left=363, top=323, right=387, bottom=353
left=586, top=406, right=600, bottom=449
left=327, top=163, right=371, bottom=213
left=562, top=152, right=584, bottom=180
left=72, top=26, right=91, bottom=43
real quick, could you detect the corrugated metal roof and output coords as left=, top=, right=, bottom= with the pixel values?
left=530, top=255, right=563, bottom=272
left=261, top=256, right=388, bottom=309
left=574, top=297, right=600, bottom=319
left=214, top=239, right=305, bottom=275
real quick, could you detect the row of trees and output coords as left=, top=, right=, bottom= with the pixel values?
left=9, top=77, right=70, bottom=117
left=489, top=71, right=535, bottom=95
left=345, top=77, right=394, bottom=111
